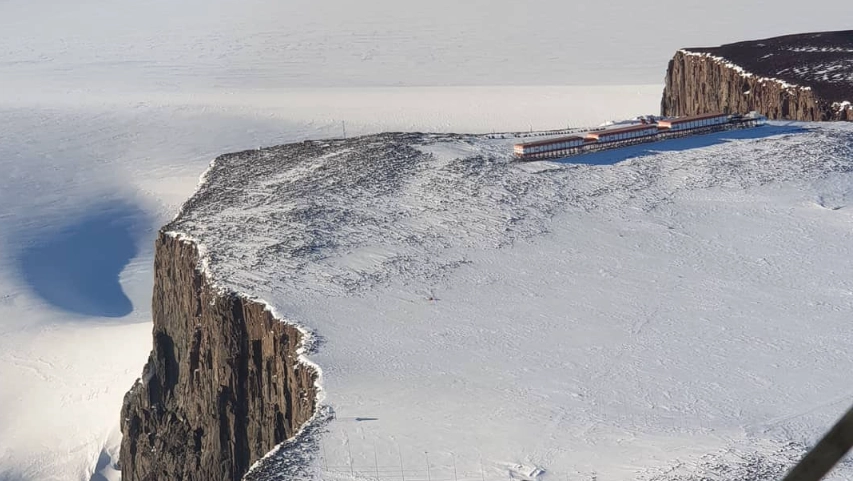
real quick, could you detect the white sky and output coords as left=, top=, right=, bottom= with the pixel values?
left=2, top=0, right=851, bottom=91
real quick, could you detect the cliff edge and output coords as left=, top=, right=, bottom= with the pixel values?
left=119, top=133, right=436, bottom=481
left=662, top=30, right=853, bottom=120
left=119, top=232, right=319, bottom=481
left=118, top=126, right=853, bottom=481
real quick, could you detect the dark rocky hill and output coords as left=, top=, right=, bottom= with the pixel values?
left=119, top=233, right=319, bottom=481
left=662, top=30, right=853, bottom=121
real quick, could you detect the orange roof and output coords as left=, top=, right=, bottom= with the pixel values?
left=588, top=124, right=658, bottom=136
left=517, top=135, right=585, bottom=148
left=665, top=113, right=727, bottom=124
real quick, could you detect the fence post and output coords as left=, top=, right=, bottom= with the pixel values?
left=425, top=452, right=432, bottom=481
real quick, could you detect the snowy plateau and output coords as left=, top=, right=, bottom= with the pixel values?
left=174, top=124, right=853, bottom=481
left=2, top=1, right=853, bottom=481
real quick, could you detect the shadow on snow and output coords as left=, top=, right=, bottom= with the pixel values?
left=88, top=449, right=118, bottom=481
left=559, top=124, right=808, bottom=166
left=16, top=201, right=149, bottom=318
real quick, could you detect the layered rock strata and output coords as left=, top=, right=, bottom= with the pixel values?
left=662, top=30, right=853, bottom=121
left=120, top=232, right=319, bottom=481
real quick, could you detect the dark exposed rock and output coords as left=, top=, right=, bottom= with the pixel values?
left=120, top=232, right=318, bottom=481
left=662, top=31, right=853, bottom=121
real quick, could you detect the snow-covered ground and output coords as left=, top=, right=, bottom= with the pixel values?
left=171, top=123, right=853, bottom=481
left=0, top=87, right=665, bottom=481
left=1, top=0, right=852, bottom=480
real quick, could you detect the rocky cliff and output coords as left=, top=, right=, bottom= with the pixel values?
left=116, top=125, right=853, bottom=481
left=120, top=232, right=319, bottom=481
left=661, top=30, right=853, bottom=121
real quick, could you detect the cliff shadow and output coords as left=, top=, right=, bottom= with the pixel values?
left=15, top=201, right=149, bottom=318
left=0, top=470, right=24, bottom=481
left=88, top=448, right=119, bottom=481
left=561, top=124, right=808, bottom=166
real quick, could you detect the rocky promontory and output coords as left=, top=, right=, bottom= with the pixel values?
left=116, top=37, right=853, bottom=479
left=119, top=232, right=319, bottom=481
left=662, top=30, right=853, bottom=120
left=117, top=123, right=853, bottom=481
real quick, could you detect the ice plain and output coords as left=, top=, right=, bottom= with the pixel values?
left=2, top=0, right=853, bottom=480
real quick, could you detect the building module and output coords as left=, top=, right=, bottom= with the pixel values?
left=512, top=112, right=765, bottom=161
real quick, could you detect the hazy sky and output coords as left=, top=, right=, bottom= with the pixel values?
left=2, top=0, right=851, bottom=89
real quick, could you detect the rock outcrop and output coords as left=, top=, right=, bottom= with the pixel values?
left=120, top=232, right=319, bottom=481
left=662, top=30, right=853, bottom=121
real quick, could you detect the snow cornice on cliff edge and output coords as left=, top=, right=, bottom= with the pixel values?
left=677, top=49, right=814, bottom=93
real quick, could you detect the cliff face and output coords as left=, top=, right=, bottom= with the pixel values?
left=661, top=51, right=838, bottom=120
left=120, top=232, right=319, bottom=481
left=661, top=31, right=853, bottom=121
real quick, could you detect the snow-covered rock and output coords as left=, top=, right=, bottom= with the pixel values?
left=662, top=31, right=853, bottom=120
left=137, top=122, right=853, bottom=481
